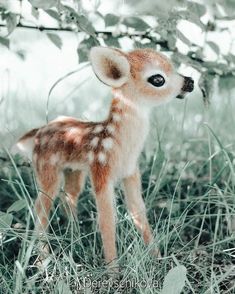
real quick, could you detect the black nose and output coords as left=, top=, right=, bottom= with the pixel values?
left=182, top=76, right=194, bottom=93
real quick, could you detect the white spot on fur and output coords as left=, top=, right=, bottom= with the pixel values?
left=93, top=125, right=104, bottom=134
left=98, top=152, right=106, bottom=164
left=87, top=151, right=94, bottom=163
left=90, top=137, right=99, bottom=147
left=66, top=127, right=82, bottom=144
left=50, top=153, right=60, bottom=165
left=102, top=137, right=113, bottom=150
left=112, top=113, right=121, bottom=122
left=67, top=127, right=79, bottom=136
left=106, top=124, right=115, bottom=134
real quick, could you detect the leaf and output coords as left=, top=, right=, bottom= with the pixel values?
left=0, top=212, right=13, bottom=229
left=104, top=36, right=120, bottom=47
left=0, top=36, right=9, bottom=48
left=176, top=29, right=191, bottom=47
left=161, top=265, right=187, bottom=294
left=6, top=13, right=18, bottom=35
left=104, top=13, right=120, bottom=27
left=224, top=53, right=235, bottom=64
left=77, top=15, right=95, bottom=35
left=45, top=9, right=60, bottom=21
left=77, top=37, right=98, bottom=63
left=123, top=16, right=150, bottom=31
left=47, top=33, right=62, bottom=49
left=189, top=2, right=206, bottom=17
left=31, top=7, right=39, bottom=19
left=167, top=33, right=176, bottom=50
left=207, top=41, right=220, bottom=55
left=7, top=199, right=27, bottom=213
left=29, top=0, right=57, bottom=9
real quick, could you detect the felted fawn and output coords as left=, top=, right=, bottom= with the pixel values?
left=13, top=47, right=194, bottom=267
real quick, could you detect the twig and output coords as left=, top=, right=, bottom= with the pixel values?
left=0, top=23, right=169, bottom=48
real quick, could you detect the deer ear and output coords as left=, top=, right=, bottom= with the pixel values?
left=89, top=47, right=130, bottom=88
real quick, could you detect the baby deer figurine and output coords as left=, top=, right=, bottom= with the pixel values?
left=13, top=47, right=194, bottom=267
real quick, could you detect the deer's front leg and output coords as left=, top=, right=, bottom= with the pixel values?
left=91, top=169, right=117, bottom=267
left=123, top=168, right=161, bottom=256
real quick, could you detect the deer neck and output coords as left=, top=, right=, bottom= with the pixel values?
left=108, top=92, right=150, bottom=154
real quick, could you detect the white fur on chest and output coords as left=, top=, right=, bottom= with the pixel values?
left=114, top=106, right=150, bottom=179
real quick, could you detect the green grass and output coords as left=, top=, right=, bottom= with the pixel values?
left=0, top=91, right=235, bottom=293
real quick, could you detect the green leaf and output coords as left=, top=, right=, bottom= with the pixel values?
left=29, top=0, right=57, bottom=9
left=47, top=33, right=62, bottom=49
left=123, top=16, right=150, bottom=31
left=207, top=41, right=220, bottom=55
left=224, top=53, right=235, bottom=64
left=189, top=17, right=205, bottom=30
left=77, top=15, right=95, bottom=35
left=0, top=212, right=13, bottom=229
left=7, top=200, right=27, bottom=213
left=45, top=9, right=60, bottom=21
left=161, top=265, right=187, bottom=294
left=104, top=13, right=120, bottom=27
left=77, top=37, right=98, bottom=63
left=176, top=29, right=191, bottom=47
left=104, top=36, right=120, bottom=48
left=0, top=36, right=9, bottom=48
left=189, top=2, right=206, bottom=17
left=167, top=33, right=176, bottom=50
left=6, top=13, right=18, bottom=35
left=31, top=7, right=39, bottom=19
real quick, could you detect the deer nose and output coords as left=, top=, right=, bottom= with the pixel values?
left=182, top=76, right=194, bottom=93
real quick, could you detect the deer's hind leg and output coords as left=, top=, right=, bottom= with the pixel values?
left=62, top=169, right=86, bottom=218
left=34, top=163, right=61, bottom=234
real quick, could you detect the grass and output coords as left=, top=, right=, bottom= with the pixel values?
left=0, top=89, right=235, bottom=293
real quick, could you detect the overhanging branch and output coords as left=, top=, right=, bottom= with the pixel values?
left=0, top=22, right=169, bottom=48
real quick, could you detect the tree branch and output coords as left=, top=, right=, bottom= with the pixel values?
left=0, top=22, right=169, bottom=48
left=0, top=23, right=234, bottom=77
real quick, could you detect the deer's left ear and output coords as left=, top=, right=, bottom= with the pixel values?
left=89, top=47, right=130, bottom=88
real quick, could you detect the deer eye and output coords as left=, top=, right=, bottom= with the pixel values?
left=147, top=74, right=165, bottom=87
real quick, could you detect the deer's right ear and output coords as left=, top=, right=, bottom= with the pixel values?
left=89, top=47, right=130, bottom=88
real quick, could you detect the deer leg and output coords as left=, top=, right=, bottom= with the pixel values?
left=34, top=164, right=61, bottom=234
left=91, top=169, right=117, bottom=269
left=63, top=169, right=86, bottom=218
left=123, top=168, right=161, bottom=257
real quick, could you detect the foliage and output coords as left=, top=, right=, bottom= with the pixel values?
left=0, top=0, right=235, bottom=103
